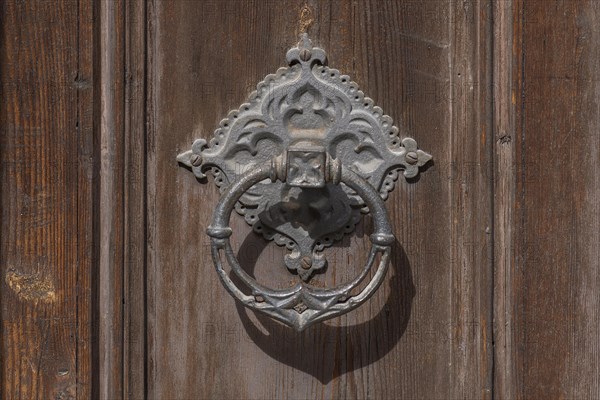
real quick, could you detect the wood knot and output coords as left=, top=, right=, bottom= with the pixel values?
left=498, top=134, right=512, bottom=145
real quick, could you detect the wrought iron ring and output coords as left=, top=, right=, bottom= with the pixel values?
left=207, top=153, right=394, bottom=331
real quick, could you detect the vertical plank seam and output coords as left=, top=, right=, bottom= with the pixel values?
left=518, top=1, right=526, bottom=396
left=120, top=0, right=127, bottom=395
left=122, top=0, right=130, bottom=396
left=142, top=1, right=149, bottom=394
left=99, top=1, right=115, bottom=396
left=75, top=0, right=81, bottom=398
left=145, top=0, right=157, bottom=396
left=447, top=0, right=455, bottom=390
left=486, top=0, right=496, bottom=397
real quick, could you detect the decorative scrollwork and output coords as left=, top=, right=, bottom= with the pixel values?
left=178, top=34, right=432, bottom=284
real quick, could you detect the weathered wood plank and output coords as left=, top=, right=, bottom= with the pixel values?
left=503, top=0, right=600, bottom=398
left=97, top=1, right=126, bottom=398
left=492, top=0, right=518, bottom=398
left=0, top=1, right=93, bottom=398
left=123, top=1, right=149, bottom=398
left=97, top=0, right=149, bottom=398
left=149, top=1, right=493, bottom=398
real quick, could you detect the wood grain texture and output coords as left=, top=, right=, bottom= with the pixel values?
left=97, top=0, right=149, bottom=398
left=148, top=0, right=493, bottom=398
left=0, top=1, right=93, bottom=398
left=500, top=0, right=600, bottom=398
left=122, top=0, right=149, bottom=398
left=97, top=1, right=125, bottom=397
left=492, top=0, right=518, bottom=398
left=8, top=0, right=600, bottom=398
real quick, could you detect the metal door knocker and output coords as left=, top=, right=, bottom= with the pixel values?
left=177, top=35, right=432, bottom=331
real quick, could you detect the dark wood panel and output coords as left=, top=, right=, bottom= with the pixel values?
left=501, top=0, right=600, bottom=398
left=0, top=1, right=93, bottom=398
left=149, top=0, right=493, bottom=398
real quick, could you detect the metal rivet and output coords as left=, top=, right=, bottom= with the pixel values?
left=299, top=49, right=312, bottom=61
left=301, top=256, right=312, bottom=270
left=406, top=151, right=418, bottom=165
left=190, top=154, right=202, bottom=166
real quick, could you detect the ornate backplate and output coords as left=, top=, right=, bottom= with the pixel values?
left=178, top=35, right=431, bottom=281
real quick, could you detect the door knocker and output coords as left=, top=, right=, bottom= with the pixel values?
left=177, top=35, right=432, bottom=331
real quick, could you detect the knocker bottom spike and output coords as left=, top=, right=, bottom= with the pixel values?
left=207, top=153, right=394, bottom=331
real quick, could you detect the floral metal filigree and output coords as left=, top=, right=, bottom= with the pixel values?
left=178, top=34, right=432, bottom=282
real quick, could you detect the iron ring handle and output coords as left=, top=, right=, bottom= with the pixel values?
left=177, top=36, right=433, bottom=331
left=206, top=157, right=395, bottom=331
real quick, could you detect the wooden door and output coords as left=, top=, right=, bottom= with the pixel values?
left=1, top=1, right=599, bottom=399
left=135, top=1, right=492, bottom=397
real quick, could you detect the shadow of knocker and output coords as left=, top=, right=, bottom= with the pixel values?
left=230, top=229, right=415, bottom=384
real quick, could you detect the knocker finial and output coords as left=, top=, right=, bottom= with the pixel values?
left=286, top=33, right=327, bottom=66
